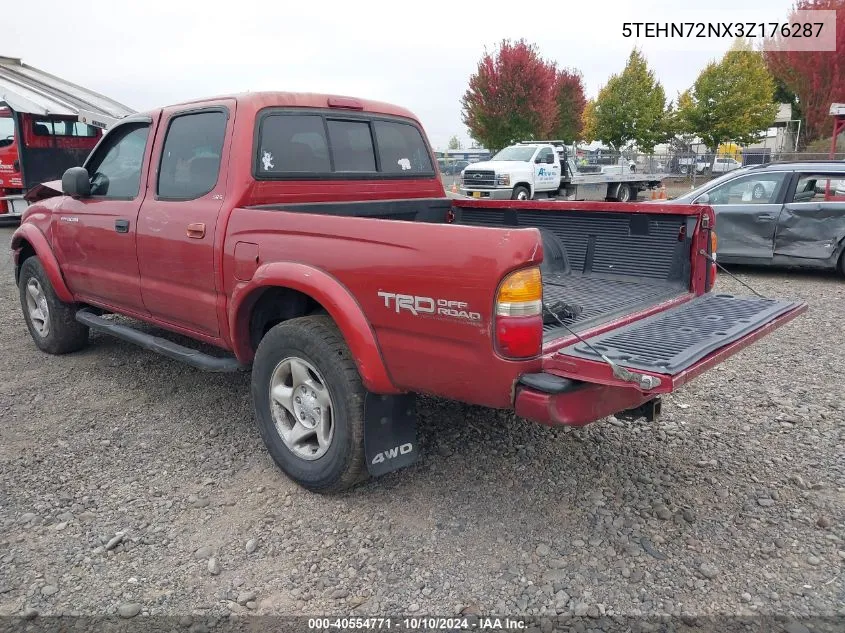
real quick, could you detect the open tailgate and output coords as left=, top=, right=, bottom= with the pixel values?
left=548, top=292, right=807, bottom=393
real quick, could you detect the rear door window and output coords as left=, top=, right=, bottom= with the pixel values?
left=790, top=173, right=845, bottom=203
left=157, top=110, right=227, bottom=199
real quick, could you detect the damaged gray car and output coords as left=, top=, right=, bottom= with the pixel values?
left=662, top=162, right=845, bottom=276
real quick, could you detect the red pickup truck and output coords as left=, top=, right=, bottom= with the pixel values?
left=11, top=92, right=806, bottom=492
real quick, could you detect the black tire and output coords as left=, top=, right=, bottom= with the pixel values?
left=615, top=183, right=634, bottom=202
left=251, top=315, right=368, bottom=493
left=838, top=250, right=845, bottom=277
left=511, top=185, right=531, bottom=201
left=679, top=165, right=689, bottom=175
left=18, top=257, right=88, bottom=355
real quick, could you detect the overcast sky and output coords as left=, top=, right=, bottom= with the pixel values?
left=6, top=0, right=796, bottom=149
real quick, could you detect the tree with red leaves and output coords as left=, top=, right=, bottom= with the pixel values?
left=552, top=69, right=586, bottom=142
left=461, top=39, right=557, bottom=151
left=765, top=0, right=845, bottom=144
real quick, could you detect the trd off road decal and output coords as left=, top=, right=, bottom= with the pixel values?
left=377, top=291, right=482, bottom=322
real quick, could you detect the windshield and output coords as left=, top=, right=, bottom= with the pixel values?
left=0, top=116, right=15, bottom=148
left=491, top=146, right=536, bottom=162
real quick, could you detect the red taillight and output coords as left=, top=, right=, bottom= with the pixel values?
left=496, top=314, right=544, bottom=358
left=495, top=267, right=543, bottom=359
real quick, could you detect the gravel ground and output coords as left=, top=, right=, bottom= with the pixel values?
left=0, top=225, right=843, bottom=626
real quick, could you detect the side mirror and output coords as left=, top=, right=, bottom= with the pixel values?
left=62, top=166, right=91, bottom=197
left=694, top=193, right=710, bottom=204
left=546, top=155, right=555, bottom=164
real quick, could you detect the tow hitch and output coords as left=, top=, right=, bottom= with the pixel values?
left=617, top=397, right=662, bottom=423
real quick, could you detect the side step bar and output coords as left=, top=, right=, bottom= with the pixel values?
left=76, top=309, right=245, bottom=373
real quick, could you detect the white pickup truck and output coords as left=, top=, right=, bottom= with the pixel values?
left=459, top=141, right=664, bottom=202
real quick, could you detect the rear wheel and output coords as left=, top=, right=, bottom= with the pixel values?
left=251, top=315, right=368, bottom=493
left=615, top=183, right=634, bottom=202
left=18, top=257, right=89, bottom=355
left=511, top=185, right=531, bottom=201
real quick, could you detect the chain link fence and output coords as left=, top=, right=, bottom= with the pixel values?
left=582, top=150, right=845, bottom=199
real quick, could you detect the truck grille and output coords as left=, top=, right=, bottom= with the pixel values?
left=463, top=170, right=496, bottom=188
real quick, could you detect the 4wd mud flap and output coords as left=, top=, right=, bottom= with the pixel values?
left=364, top=393, right=419, bottom=477
left=558, top=293, right=803, bottom=374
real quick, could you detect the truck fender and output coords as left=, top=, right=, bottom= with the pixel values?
left=228, top=261, right=400, bottom=394
left=10, top=223, right=74, bottom=303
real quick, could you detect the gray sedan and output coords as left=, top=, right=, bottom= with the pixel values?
left=661, top=162, right=845, bottom=276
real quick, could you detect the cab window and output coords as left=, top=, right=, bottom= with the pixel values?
left=0, top=116, right=14, bottom=148
left=85, top=123, right=150, bottom=199
left=33, top=119, right=97, bottom=137
left=536, top=148, right=555, bottom=164
left=700, top=172, right=787, bottom=205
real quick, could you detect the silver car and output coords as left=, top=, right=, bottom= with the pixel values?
left=663, top=162, right=845, bottom=276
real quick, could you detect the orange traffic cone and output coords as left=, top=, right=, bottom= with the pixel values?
left=658, top=186, right=667, bottom=200
left=650, top=188, right=658, bottom=200
left=451, top=182, right=459, bottom=194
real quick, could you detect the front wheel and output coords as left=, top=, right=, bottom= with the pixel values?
left=18, top=257, right=89, bottom=355
left=511, top=185, right=531, bottom=201
left=251, top=315, right=368, bottom=493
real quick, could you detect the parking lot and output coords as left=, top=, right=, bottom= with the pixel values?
left=0, top=224, right=843, bottom=622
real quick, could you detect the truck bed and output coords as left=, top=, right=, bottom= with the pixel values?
left=542, top=274, right=684, bottom=339
left=455, top=203, right=695, bottom=340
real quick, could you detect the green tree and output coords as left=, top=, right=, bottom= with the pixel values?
left=679, top=41, right=778, bottom=163
left=447, top=135, right=463, bottom=150
left=581, top=99, right=597, bottom=142
left=592, top=49, right=671, bottom=152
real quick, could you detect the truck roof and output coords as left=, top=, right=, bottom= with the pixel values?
left=137, top=91, right=422, bottom=123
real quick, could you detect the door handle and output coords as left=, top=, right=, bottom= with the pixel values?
left=756, top=213, right=774, bottom=221
left=186, top=223, right=206, bottom=239
left=115, top=219, right=130, bottom=233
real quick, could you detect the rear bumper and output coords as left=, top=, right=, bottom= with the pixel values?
left=515, top=379, right=655, bottom=427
